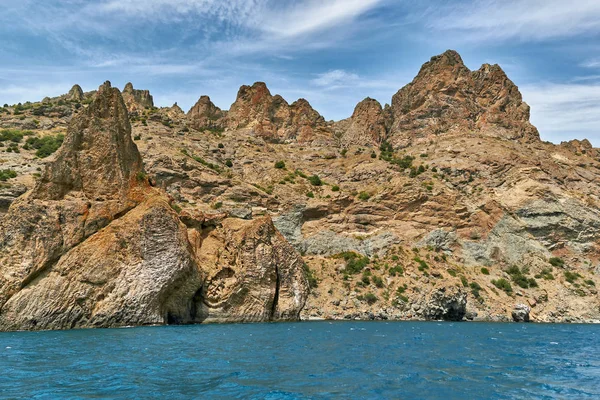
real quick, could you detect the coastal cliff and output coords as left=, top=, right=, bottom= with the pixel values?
left=0, top=51, right=599, bottom=330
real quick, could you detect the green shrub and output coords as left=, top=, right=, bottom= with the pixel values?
left=506, top=265, right=537, bottom=289
left=414, top=257, right=428, bottom=270
left=361, top=273, right=371, bottom=285
left=389, top=265, right=404, bottom=277
left=447, top=269, right=457, bottom=277
left=331, top=185, right=340, bottom=192
left=306, top=191, right=314, bottom=198
left=564, top=271, right=581, bottom=284
left=480, top=267, right=490, bottom=275
left=460, top=275, right=468, bottom=287
left=225, top=159, right=233, bottom=168
left=136, top=171, right=147, bottom=182
left=26, top=133, right=65, bottom=158
left=335, top=252, right=370, bottom=275
left=218, top=143, right=224, bottom=149
left=373, top=275, right=384, bottom=288
left=370, top=151, right=376, bottom=158
left=170, top=203, right=182, bottom=213
left=0, top=129, right=32, bottom=143
left=0, top=169, right=17, bottom=181
left=584, top=279, right=595, bottom=287
left=358, top=292, right=378, bottom=305
left=549, top=257, right=565, bottom=268
left=536, top=267, right=555, bottom=280
left=308, top=175, right=322, bottom=186
left=491, top=278, right=512, bottom=294
left=212, top=201, right=223, bottom=209
left=304, top=263, right=318, bottom=289
left=470, top=282, right=483, bottom=299
left=274, top=160, right=286, bottom=169
left=358, top=191, right=370, bottom=201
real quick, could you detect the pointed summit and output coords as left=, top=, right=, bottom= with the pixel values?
left=32, top=81, right=143, bottom=201
left=225, top=82, right=330, bottom=142
left=66, top=84, right=84, bottom=102
left=187, top=95, right=225, bottom=130
left=388, top=50, right=539, bottom=146
left=338, top=97, right=390, bottom=146
left=121, top=82, right=154, bottom=113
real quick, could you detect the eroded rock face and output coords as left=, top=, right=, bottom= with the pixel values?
left=422, top=287, right=467, bottom=321
left=389, top=50, right=539, bottom=147
left=66, top=84, right=84, bottom=102
left=33, top=81, right=143, bottom=201
left=0, top=81, right=145, bottom=311
left=0, top=81, right=309, bottom=331
left=122, top=82, right=154, bottom=114
left=226, top=82, right=330, bottom=142
left=0, top=196, right=203, bottom=331
left=339, top=97, right=390, bottom=146
left=187, top=95, right=225, bottom=130
left=512, top=304, right=531, bottom=322
left=189, top=216, right=309, bottom=322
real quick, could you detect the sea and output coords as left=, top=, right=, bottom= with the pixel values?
left=1, top=321, right=599, bottom=399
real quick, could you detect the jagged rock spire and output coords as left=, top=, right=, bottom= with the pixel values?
left=32, top=81, right=143, bottom=200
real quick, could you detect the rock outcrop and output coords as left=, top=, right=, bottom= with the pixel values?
left=33, top=81, right=143, bottom=201
left=0, top=196, right=203, bottom=331
left=388, top=50, right=539, bottom=147
left=66, top=84, right=84, bottom=102
left=187, top=95, right=225, bottom=131
left=0, top=81, right=311, bottom=331
left=512, top=304, right=531, bottom=322
left=189, top=216, right=308, bottom=322
left=421, top=287, right=467, bottom=321
left=122, top=82, right=154, bottom=114
left=226, top=82, right=330, bottom=142
left=338, top=98, right=391, bottom=146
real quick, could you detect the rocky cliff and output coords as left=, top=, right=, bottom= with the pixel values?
left=225, top=82, right=331, bottom=143
left=0, top=82, right=308, bottom=331
left=122, top=82, right=154, bottom=114
left=0, top=50, right=599, bottom=328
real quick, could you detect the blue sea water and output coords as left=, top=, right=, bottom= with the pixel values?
left=1, top=321, right=599, bottom=399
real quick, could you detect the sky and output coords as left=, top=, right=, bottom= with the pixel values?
left=1, top=0, right=600, bottom=146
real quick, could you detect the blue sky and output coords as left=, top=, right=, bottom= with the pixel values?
left=1, top=0, right=600, bottom=146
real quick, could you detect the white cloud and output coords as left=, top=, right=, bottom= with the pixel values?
left=262, top=0, right=382, bottom=38
left=431, top=0, right=600, bottom=42
left=581, top=58, right=600, bottom=68
left=311, top=70, right=360, bottom=87
left=521, top=82, right=600, bottom=146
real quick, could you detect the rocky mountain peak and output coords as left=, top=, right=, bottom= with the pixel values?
left=121, top=82, right=154, bottom=114
left=388, top=49, right=539, bottom=146
left=32, top=81, right=143, bottom=201
left=66, top=84, right=84, bottom=102
left=226, top=82, right=330, bottom=142
left=338, top=97, right=390, bottom=146
left=187, top=95, right=225, bottom=130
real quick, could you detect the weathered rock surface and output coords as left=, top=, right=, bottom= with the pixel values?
left=0, top=81, right=309, bottom=331
left=66, top=84, right=84, bottom=102
left=338, top=98, right=391, bottom=146
left=512, top=304, right=531, bottom=322
left=33, top=81, right=143, bottom=201
left=190, top=216, right=308, bottom=322
left=421, top=287, right=467, bottom=321
left=389, top=50, right=539, bottom=146
left=1, top=49, right=599, bottom=328
left=226, top=82, right=330, bottom=142
left=0, top=196, right=203, bottom=331
left=187, top=95, right=225, bottom=130
left=122, top=82, right=154, bottom=114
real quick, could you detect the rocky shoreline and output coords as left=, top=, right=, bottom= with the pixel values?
left=1, top=50, right=599, bottom=331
